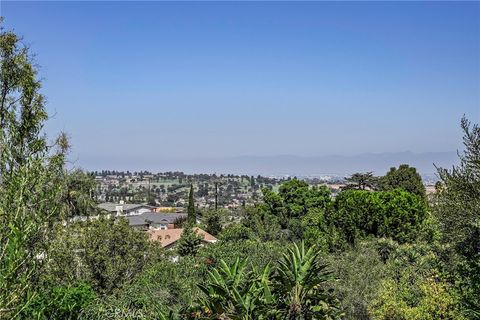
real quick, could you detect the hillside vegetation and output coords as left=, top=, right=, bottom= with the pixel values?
left=1, top=22, right=478, bottom=320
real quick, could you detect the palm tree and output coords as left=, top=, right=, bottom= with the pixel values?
left=273, top=242, right=341, bottom=320
left=195, top=258, right=275, bottom=319
left=191, top=243, right=341, bottom=320
left=343, top=172, right=377, bottom=190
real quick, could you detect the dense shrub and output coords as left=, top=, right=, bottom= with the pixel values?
left=379, top=164, right=427, bottom=199
left=333, top=189, right=427, bottom=244
left=326, top=240, right=389, bottom=320
left=369, top=242, right=464, bottom=320
left=21, top=283, right=96, bottom=320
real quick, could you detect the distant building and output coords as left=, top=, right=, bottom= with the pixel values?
left=126, top=212, right=187, bottom=230
left=153, top=206, right=183, bottom=213
left=148, top=227, right=217, bottom=249
left=97, top=201, right=154, bottom=216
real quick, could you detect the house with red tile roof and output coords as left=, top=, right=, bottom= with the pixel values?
left=147, top=227, right=217, bottom=249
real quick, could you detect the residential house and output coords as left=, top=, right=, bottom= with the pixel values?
left=97, top=202, right=155, bottom=216
left=148, top=227, right=217, bottom=249
left=126, top=212, right=187, bottom=230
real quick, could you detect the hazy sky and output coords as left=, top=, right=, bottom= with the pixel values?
left=2, top=1, right=479, bottom=170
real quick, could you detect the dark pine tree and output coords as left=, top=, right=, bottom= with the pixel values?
left=187, top=184, right=196, bottom=224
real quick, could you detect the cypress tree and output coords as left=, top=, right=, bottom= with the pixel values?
left=214, top=181, right=219, bottom=210
left=187, top=184, right=195, bottom=224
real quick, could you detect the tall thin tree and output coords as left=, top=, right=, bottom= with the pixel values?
left=187, top=184, right=195, bottom=224
left=0, top=20, right=68, bottom=318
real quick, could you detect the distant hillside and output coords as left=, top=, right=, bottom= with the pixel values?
left=175, top=151, right=458, bottom=176
left=82, top=151, right=458, bottom=177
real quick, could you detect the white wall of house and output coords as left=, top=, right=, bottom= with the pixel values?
left=149, top=222, right=168, bottom=230
left=136, top=208, right=152, bottom=214
left=117, top=207, right=153, bottom=217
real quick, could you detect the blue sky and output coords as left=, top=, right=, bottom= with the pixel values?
left=1, top=1, right=479, bottom=171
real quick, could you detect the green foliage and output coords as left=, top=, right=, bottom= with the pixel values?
left=301, top=208, right=342, bottom=251
left=62, top=170, right=98, bottom=218
left=279, top=180, right=331, bottom=219
left=262, top=179, right=331, bottom=225
left=434, top=117, right=480, bottom=317
left=203, top=209, right=224, bottom=236
left=371, top=277, right=463, bottom=320
left=326, top=240, right=388, bottom=320
left=259, top=180, right=337, bottom=245
left=193, top=258, right=275, bottom=319
left=0, top=24, right=474, bottom=320
left=219, top=223, right=255, bottom=242
left=241, top=206, right=283, bottom=242
left=44, top=218, right=161, bottom=296
left=188, top=184, right=196, bottom=224
left=369, top=242, right=464, bottom=320
left=343, top=172, right=378, bottom=190
left=21, top=283, right=96, bottom=320
left=333, top=189, right=427, bottom=244
left=333, top=190, right=382, bottom=244
left=191, top=242, right=340, bottom=320
left=379, top=164, right=426, bottom=199
left=377, top=189, right=428, bottom=242
left=273, top=242, right=341, bottom=320
left=199, top=240, right=285, bottom=271
left=146, top=194, right=157, bottom=206
left=173, top=215, right=188, bottom=228
left=177, top=226, right=204, bottom=257
left=82, top=256, right=203, bottom=319
left=82, top=218, right=160, bottom=294
left=0, top=21, right=68, bottom=318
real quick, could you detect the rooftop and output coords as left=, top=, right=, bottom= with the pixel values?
left=126, top=212, right=187, bottom=226
left=97, top=202, right=154, bottom=212
left=147, top=227, right=217, bottom=248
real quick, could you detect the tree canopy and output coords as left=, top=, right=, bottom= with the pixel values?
left=379, top=164, right=426, bottom=199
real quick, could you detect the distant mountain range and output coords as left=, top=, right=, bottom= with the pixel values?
left=82, top=151, right=459, bottom=177
left=172, top=151, right=458, bottom=176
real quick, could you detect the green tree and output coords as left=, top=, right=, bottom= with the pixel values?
left=377, top=189, right=428, bottom=243
left=326, top=239, right=389, bottom=320
left=0, top=20, right=68, bottom=318
left=82, top=218, right=160, bottom=295
left=369, top=241, right=464, bottom=320
left=187, top=184, right=196, bottom=224
left=241, top=206, right=283, bottom=242
left=191, top=242, right=340, bottom=320
left=343, top=172, right=377, bottom=190
left=177, top=226, right=203, bottom=257
left=146, top=194, right=157, bottom=206
left=379, top=164, right=426, bottom=199
left=333, top=189, right=427, bottom=244
left=371, top=276, right=462, bottom=320
left=82, top=256, right=203, bottom=319
left=434, top=117, right=480, bottom=317
left=219, top=223, right=255, bottom=242
left=273, top=242, right=341, bottom=319
left=21, top=282, right=96, bottom=320
left=193, top=258, right=275, bottom=319
left=203, top=209, right=223, bottom=236
left=199, top=240, right=285, bottom=272
left=44, top=218, right=161, bottom=296
left=262, top=179, right=331, bottom=227
left=301, top=208, right=341, bottom=251
left=63, top=169, right=98, bottom=219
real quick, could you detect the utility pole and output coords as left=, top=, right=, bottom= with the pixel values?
left=214, top=181, right=218, bottom=211
left=147, top=177, right=151, bottom=203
